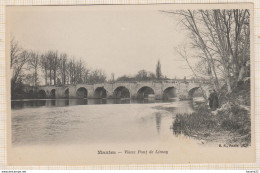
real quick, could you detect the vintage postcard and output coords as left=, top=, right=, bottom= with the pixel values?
left=6, top=3, right=255, bottom=165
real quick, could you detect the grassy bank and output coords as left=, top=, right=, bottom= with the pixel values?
left=173, top=81, right=251, bottom=147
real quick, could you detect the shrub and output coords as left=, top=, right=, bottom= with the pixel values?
left=172, top=102, right=251, bottom=146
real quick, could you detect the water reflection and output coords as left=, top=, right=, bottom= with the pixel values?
left=155, top=112, right=162, bottom=134
left=11, top=98, right=177, bottom=109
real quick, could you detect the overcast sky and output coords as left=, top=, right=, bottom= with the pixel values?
left=7, top=5, right=193, bottom=79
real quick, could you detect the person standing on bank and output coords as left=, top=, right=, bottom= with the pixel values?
left=208, top=89, right=219, bottom=111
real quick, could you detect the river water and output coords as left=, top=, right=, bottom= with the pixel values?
left=10, top=98, right=255, bottom=165
left=11, top=98, right=201, bottom=145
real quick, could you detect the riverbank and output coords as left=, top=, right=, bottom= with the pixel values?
left=172, top=81, right=251, bottom=147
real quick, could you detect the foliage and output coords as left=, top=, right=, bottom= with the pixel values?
left=136, top=70, right=156, bottom=81
left=173, top=103, right=250, bottom=146
left=116, top=69, right=168, bottom=82
left=87, top=69, right=107, bottom=83
left=116, top=75, right=136, bottom=82
left=11, top=77, right=25, bottom=99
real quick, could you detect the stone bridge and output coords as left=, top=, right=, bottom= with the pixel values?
left=35, top=81, right=211, bottom=100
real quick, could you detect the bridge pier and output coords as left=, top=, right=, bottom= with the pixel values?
left=155, top=92, right=163, bottom=100
left=68, top=86, right=77, bottom=99
left=88, top=90, right=95, bottom=99
left=45, top=90, right=50, bottom=98
left=55, top=87, right=67, bottom=98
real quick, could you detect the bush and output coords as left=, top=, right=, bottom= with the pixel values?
left=172, top=103, right=251, bottom=146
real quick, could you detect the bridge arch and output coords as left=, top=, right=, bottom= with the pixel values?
left=76, top=87, right=88, bottom=98
left=50, top=89, right=56, bottom=99
left=64, top=88, right=69, bottom=98
left=163, top=87, right=177, bottom=100
left=113, top=86, right=130, bottom=98
left=137, top=86, right=155, bottom=99
left=94, top=87, right=107, bottom=98
left=188, top=87, right=204, bottom=99
left=38, top=90, right=46, bottom=99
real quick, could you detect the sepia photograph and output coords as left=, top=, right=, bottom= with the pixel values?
left=6, top=4, right=255, bottom=165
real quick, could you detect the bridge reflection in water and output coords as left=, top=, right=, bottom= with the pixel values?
left=11, top=98, right=182, bottom=110
left=11, top=97, right=200, bottom=146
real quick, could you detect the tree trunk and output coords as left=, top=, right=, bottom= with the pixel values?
left=63, top=59, right=66, bottom=85
left=34, top=66, right=37, bottom=86
left=49, top=67, right=52, bottom=86
left=238, top=65, right=246, bottom=82
left=45, top=65, right=47, bottom=85
left=53, top=57, right=57, bottom=86
left=54, top=68, right=56, bottom=85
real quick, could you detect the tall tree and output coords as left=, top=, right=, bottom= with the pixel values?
left=28, top=52, right=40, bottom=86
left=156, top=60, right=162, bottom=79
left=40, top=53, right=49, bottom=85
left=59, top=53, right=68, bottom=85
left=163, top=9, right=250, bottom=92
left=11, top=50, right=30, bottom=87
left=10, top=45, right=30, bottom=99
left=45, top=51, right=53, bottom=85
left=10, top=37, right=22, bottom=68
left=111, top=73, right=115, bottom=82
left=53, top=51, right=58, bottom=85
left=68, top=59, right=75, bottom=84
